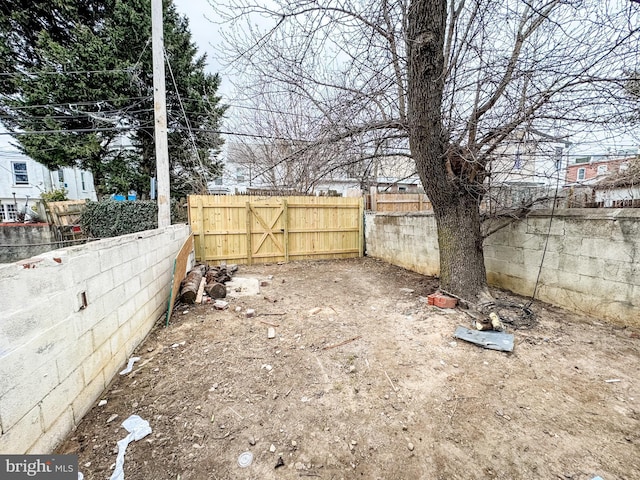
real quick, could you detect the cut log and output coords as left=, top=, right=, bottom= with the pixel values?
left=205, top=282, right=227, bottom=299
left=180, top=266, right=205, bottom=304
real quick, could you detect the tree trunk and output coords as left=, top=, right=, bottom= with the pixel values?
left=406, top=0, right=490, bottom=304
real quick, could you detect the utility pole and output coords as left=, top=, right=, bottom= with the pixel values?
left=151, top=0, right=171, bottom=228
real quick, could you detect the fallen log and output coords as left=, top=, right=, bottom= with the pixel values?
left=205, top=282, right=227, bottom=299
left=180, top=265, right=205, bottom=304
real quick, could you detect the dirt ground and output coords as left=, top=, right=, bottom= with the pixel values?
left=57, top=257, right=640, bottom=480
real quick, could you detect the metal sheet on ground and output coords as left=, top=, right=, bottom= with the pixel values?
left=454, top=326, right=515, bottom=352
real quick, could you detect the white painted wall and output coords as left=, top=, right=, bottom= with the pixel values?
left=0, top=224, right=190, bottom=453
left=365, top=209, right=640, bottom=327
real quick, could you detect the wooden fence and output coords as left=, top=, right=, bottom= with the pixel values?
left=188, top=195, right=364, bottom=265
left=369, top=191, right=433, bottom=212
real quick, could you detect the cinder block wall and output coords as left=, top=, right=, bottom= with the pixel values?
left=0, top=224, right=58, bottom=263
left=365, top=210, right=640, bottom=327
left=0, top=224, right=190, bottom=454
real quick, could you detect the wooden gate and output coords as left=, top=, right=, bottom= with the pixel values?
left=188, top=195, right=364, bottom=265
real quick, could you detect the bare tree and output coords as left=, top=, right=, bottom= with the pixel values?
left=212, top=0, right=639, bottom=303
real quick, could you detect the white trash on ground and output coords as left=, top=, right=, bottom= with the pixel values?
left=109, top=415, right=152, bottom=480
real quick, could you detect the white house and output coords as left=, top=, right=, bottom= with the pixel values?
left=489, top=129, right=570, bottom=186
left=0, top=133, right=97, bottom=222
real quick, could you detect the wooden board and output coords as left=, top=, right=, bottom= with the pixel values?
left=188, top=195, right=363, bottom=265
left=369, top=193, right=432, bottom=212
left=165, top=233, right=194, bottom=324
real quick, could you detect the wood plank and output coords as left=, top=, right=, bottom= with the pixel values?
left=283, top=199, right=289, bottom=262
left=195, top=277, right=206, bottom=304
left=166, top=234, right=194, bottom=324
left=197, top=197, right=205, bottom=263
left=246, top=202, right=252, bottom=265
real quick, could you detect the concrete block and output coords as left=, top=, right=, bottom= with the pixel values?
left=67, top=254, right=100, bottom=283
left=71, top=370, right=105, bottom=424
left=92, top=313, right=120, bottom=349
left=0, top=318, right=75, bottom=396
left=602, top=260, right=638, bottom=284
left=525, top=217, right=565, bottom=236
left=0, top=404, right=42, bottom=454
left=123, top=275, right=142, bottom=297
left=109, top=320, right=132, bottom=358
left=86, top=270, right=114, bottom=299
left=558, top=254, right=603, bottom=278
left=581, top=237, right=634, bottom=262
left=72, top=302, right=105, bottom=338
left=81, top=339, right=112, bottom=387
left=100, top=283, right=127, bottom=314
left=55, top=332, right=92, bottom=381
left=117, top=298, right=137, bottom=327
left=99, top=246, right=124, bottom=272
left=104, top=347, right=129, bottom=383
left=40, top=369, right=84, bottom=431
left=564, top=218, right=612, bottom=239
left=26, top=407, right=74, bottom=454
left=0, top=361, right=59, bottom=431
left=111, top=261, right=134, bottom=288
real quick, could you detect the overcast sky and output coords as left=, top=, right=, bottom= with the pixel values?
left=173, top=0, right=235, bottom=99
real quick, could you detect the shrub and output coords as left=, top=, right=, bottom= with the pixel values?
left=81, top=200, right=158, bottom=238
left=80, top=199, right=187, bottom=238
left=40, top=188, right=69, bottom=203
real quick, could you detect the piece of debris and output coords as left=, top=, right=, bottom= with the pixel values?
left=269, top=444, right=276, bottom=453
left=213, top=300, right=229, bottom=310
left=260, top=280, right=270, bottom=287
left=235, top=306, right=242, bottom=313
left=107, top=414, right=119, bottom=424
left=248, top=435, right=256, bottom=446
left=399, top=288, right=415, bottom=294
left=407, top=442, right=415, bottom=451
left=98, top=399, right=107, bottom=407
left=109, top=415, right=152, bottom=480
left=237, top=451, right=253, bottom=468
left=322, top=335, right=362, bottom=351
left=262, top=364, right=273, bottom=371
left=454, top=326, right=514, bottom=352
left=195, top=278, right=206, bottom=304
left=275, top=456, right=285, bottom=469
left=245, top=309, right=256, bottom=318
left=489, top=312, right=505, bottom=331
left=308, top=307, right=322, bottom=315
left=605, top=379, right=621, bottom=383
left=267, top=327, right=276, bottom=339
left=119, top=357, right=141, bottom=375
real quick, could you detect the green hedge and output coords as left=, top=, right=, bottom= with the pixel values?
left=80, top=199, right=187, bottom=238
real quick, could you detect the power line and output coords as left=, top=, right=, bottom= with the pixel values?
left=0, top=96, right=152, bottom=110
left=0, top=68, right=139, bottom=77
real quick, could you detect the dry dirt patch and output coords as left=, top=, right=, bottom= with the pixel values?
left=57, top=257, right=640, bottom=480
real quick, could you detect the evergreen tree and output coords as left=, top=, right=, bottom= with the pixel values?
left=0, top=0, right=225, bottom=197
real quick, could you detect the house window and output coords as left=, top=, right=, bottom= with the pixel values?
left=214, top=177, right=223, bottom=186
left=81, top=172, right=87, bottom=191
left=575, top=156, right=590, bottom=164
left=236, top=168, right=245, bottom=182
left=12, top=162, right=29, bottom=185
left=514, top=152, right=522, bottom=170
left=577, top=168, right=586, bottom=181
left=596, top=165, right=608, bottom=176
left=5, top=204, right=17, bottom=221
left=58, top=170, right=64, bottom=183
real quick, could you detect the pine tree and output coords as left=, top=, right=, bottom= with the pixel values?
left=0, top=0, right=225, bottom=197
